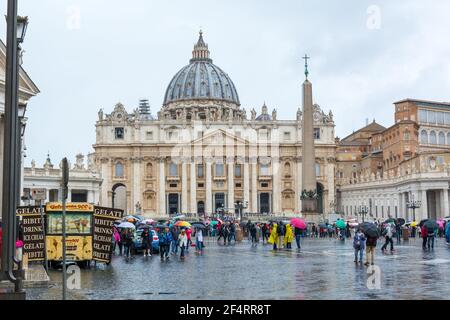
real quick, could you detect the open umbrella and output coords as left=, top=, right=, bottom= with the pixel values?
left=210, top=221, right=219, bottom=226
left=419, top=219, right=429, bottom=227
left=359, top=222, right=379, bottom=238
left=191, top=222, right=206, bottom=229
left=216, top=218, right=224, bottom=224
left=318, top=223, right=327, bottom=228
left=175, top=221, right=191, bottom=228
left=424, top=220, right=439, bottom=232
left=142, top=219, right=155, bottom=225
left=118, top=222, right=136, bottom=229
left=138, top=224, right=151, bottom=230
left=290, top=218, right=307, bottom=230
left=396, top=218, right=406, bottom=226
left=173, top=215, right=185, bottom=221
left=384, top=218, right=396, bottom=225
left=336, top=219, right=346, bottom=229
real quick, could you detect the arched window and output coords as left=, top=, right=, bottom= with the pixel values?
left=430, top=131, right=437, bottom=144
left=438, top=132, right=445, bottom=145
left=115, top=162, right=124, bottom=178
left=420, top=130, right=428, bottom=144
left=169, top=162, right=178, bottom=176
left=146, top=163, right=153, bottom=177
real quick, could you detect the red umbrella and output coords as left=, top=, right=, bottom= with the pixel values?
left=290, top=218, right=307, bottom=230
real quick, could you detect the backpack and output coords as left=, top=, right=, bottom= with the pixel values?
left=353, top=234, right=362, bottom=249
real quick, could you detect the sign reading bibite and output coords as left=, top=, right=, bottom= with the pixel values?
left=16, top=206, right=46, bottom=261
left=92, top=206, right=124, bottom=263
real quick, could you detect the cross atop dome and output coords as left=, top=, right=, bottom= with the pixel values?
left=191, top=30, right=212, bottom=62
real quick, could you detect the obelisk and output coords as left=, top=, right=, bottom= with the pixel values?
left=301, top=55, right=318, bottom=219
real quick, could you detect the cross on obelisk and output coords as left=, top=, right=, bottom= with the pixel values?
left=302, top=54, right=310, bottom=79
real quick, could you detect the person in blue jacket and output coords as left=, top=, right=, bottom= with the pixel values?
left=445, top=221, right=450, bottom=244
left=158, top=227, right=173, bottom=261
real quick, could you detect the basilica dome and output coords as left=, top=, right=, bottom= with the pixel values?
left=163, top=32, right=240, bottom=107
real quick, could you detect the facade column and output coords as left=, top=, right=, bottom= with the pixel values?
left=190, top=159, right=197, bottom=214
left=251, top=158, right=258, bottom=213
left=158, top=158, right=166, bottom=216
left=272, top=158, right=281, bottom=214
left=327, top=159, right=335, bottom=216
left=442, top=189, right=449, bottom=220
left=132, top=158, right=141, bottom=213
left=205, top=158, right=213, bottom=215
left=227, top=158, right=235, bottom=214
left=420, top=190, right=428, bottom=220
left=398, top=193, right=404, bottom=220
left=181, top=159, right=188, bottom=214
left=87, top=190, right=94, bottom=204
left=243, top=160, right=250, bottom=213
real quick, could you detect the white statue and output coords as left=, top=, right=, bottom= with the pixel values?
left=98, top=108, right=104, bottom=121
left=272, top=109, right=277, bottom=121
left=251, top=108, right=256, bottom=121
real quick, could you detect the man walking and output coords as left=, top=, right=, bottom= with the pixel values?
left=381, top=224, right=394, bottom=253
left=294, top=226, right=302, bottom=251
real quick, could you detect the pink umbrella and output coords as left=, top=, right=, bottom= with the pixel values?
left=437, top=220, right=445, bottom=228
left=290, top=218, right=307, bottom=230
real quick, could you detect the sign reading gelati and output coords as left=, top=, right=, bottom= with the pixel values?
left=17, top=206, right=46, bottom=261
left=92, top=206, right=124, bottom=263
left=46, top=236, right=93, bottom=261
left=46, top=202, right=94, bottom=212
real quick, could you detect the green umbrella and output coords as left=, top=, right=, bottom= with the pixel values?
left=336, top=220, right=346, bottom=229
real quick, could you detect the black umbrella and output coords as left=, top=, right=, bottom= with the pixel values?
left=138, top=225, right=151, bottom=229
left=359, top=222, right=379, bottom=238
left=396, top=218, right=406, bottom=226
left=191, top=222, right=206, bottom=229
left=156, top=224, right=168, bottom=229
left=424, top=220, right=439, bottom=232
left=419, top=219, right=429, bottom=227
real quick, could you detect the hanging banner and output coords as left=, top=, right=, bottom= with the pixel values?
left=92, top=206, right=124, bottom=263
left=16, top=206, right=46, bottom=261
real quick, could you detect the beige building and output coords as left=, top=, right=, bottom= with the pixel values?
left=93, top=32, right=336, bottom=218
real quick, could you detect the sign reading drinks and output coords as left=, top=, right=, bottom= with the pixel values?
left=92, top=206, right=124, bottom=263
left=16, top=206, right=46, bottom=261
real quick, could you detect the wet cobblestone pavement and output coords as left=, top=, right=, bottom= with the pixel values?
left=26, top=237, right=450, bottom=300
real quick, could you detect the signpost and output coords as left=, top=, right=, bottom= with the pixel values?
left=31, top=188, right=48, bottom=270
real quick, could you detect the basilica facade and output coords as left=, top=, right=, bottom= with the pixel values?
left=93, top=32, right=336, bottom=218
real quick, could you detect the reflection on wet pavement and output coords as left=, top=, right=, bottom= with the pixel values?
left=26, top=237, right=450, bottom=300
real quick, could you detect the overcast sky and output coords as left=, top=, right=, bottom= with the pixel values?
left=2, top=0, right=450, bottom=167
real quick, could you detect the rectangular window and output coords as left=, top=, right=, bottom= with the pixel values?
left=428, top=110, right=436, bottom=124
left=146, top=131, right=153, bottom=140
left=313, top=128, right=321, bottom=140
left=197, top=183, right=204, bottom=188
left=418, top=109, right=427, bottom=123
left=215, top=163, right=224, bottom=176
left=235, top=183, right=242, bottom=188
left=261, top=182, right=269, bottom=188
left=169, top=183, right=177, bottom=188
left=197, top=164, right=204, bottom=178
left=235, top=164, right=242, bottom=177
left=315, top=163, right=321, bottom=177
left=169, top=163, right=178, bottom=176
left=446, top=112, right=450, bottom=125
left=437, top=112, right=445, bottom=125
left=260, top=164, right=270, bottom=176
left=115, top=127, right=124, bottom=139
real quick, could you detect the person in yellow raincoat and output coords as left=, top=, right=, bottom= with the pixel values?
left=284, top=224, right=294, bottom=249
left=268, top=223, right=279, bottom=250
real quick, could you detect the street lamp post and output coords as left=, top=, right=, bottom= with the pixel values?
left=358, top=205, right=369, bottom=223
left=234, top=201, right=248, bottom=222
left=1, top=0, right=28, bottom=296
left=406, top=193, right=421, bottom=222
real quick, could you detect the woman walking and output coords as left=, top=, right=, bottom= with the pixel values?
left=195, top=227, right=204, bottom=255
left=179, top=229, right=188, bottom=259
left=141, top=228, right=152, bottom=257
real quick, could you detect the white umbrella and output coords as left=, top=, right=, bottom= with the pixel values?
left=118, top=222, right=136, bottom=229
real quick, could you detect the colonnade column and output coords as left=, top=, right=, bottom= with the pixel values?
left=251, top=157, right=258, bottom=213
left=132, top=157, right=141, bottom=213
left=420, top=190, right=428, bottom=220
left=442, top=189, right=449, bottom=219
left=158, top=158, right=166, bottom=216
left=190, top=159, right=197, bottom=214
left=243, top=159, right=250, bottom=213
left=205, top=158, right=213, bottom=215
left=227, top=157, right=235, bottom=214
left=181, top=159, right=188, bottom=214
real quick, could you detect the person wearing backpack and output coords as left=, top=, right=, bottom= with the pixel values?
left=381, top=224, right=394, bottom=253
left=353, top=229, right=366, bottom=264
left=122, top=228, right=134, bottom=260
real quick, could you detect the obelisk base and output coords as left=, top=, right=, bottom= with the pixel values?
left=302, top=212, right=322, bottom=224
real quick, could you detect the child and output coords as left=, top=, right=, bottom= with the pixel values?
left=353, top=229, right=366, bottom=264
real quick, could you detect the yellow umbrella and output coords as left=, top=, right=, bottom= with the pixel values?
left=175, top=221, right=191, bottom=228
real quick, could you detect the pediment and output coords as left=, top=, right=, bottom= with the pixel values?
left=191, top=129, right=249, bottom=146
